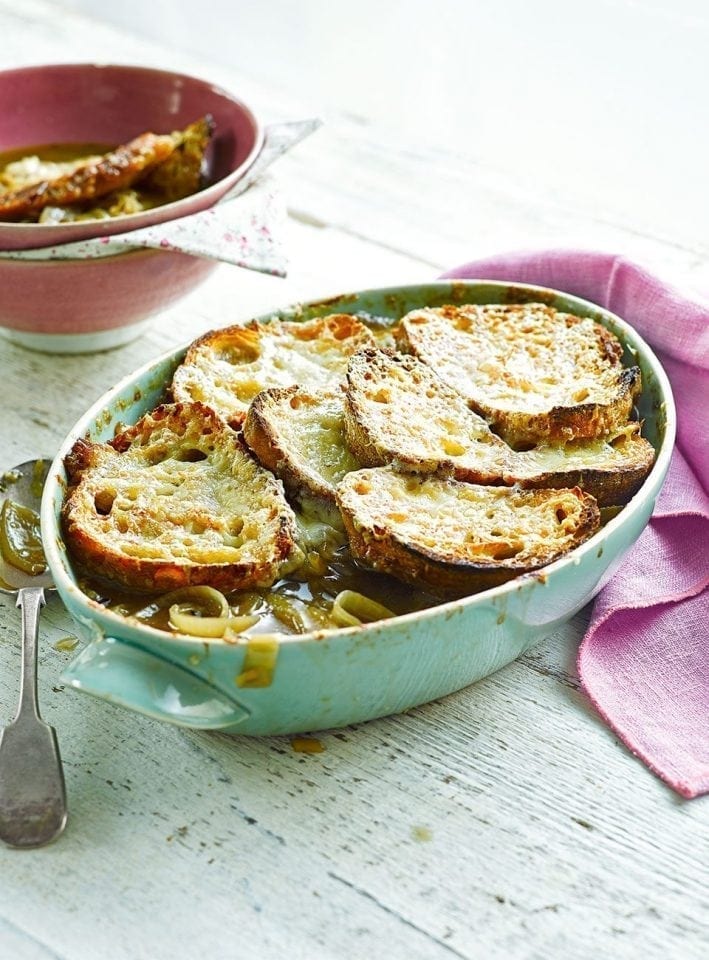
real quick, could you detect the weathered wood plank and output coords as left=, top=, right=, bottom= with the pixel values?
left=1, top=590, right=706, bottom=960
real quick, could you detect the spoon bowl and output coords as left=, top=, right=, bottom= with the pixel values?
left=0, top=460, right=54, bottom=592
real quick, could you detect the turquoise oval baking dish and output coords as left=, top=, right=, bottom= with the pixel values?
left=41, top=281, right=675, bottom=735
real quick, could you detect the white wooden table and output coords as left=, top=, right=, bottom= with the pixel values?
left=0, top=3, right=707, bottom=958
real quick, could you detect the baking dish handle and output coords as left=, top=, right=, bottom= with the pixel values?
left=60, top=636, right=250, bottom=730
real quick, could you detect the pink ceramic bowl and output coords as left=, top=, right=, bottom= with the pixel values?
left=0, top=249, right=216, bottom=353
left=0, top=63, right=263, bottom=352
left=0, top=63, right=262, bottom=250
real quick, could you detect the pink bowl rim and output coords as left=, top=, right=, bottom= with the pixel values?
left=0, top=62, right=264, bottom=245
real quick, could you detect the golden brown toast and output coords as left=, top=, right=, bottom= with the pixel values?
left=243, top=386, right=361, bottom=504
left=171, top=314, right=375, bottom=427
left=337, top=467, right=601, bottom=595
left=344, top=349, right=654, bottom=506
left=345, top=349, right=514, bottom=483
left=0, top=132, right=176, bottom=222
left=398, top=303, right=642, bottom=444
left=62, top=402, right=301, bottom=593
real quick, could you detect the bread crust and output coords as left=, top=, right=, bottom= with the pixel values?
left=337, top=468, right=601, bottom=595
left=398, top=303, right=642, bottom=444
left=171, top=314, right=375, bottom=427
left=62, top=402, right=300, bottom=593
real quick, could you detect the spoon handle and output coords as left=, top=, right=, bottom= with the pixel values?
left=18, top=586, right=43, bottom=717
left=0, top=586, right=68, bottom=848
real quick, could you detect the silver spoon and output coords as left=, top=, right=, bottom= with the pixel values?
left=0, top=459, right=67, bottom=848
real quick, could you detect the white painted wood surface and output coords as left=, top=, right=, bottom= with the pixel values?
left=0, top=3, right=707, bottom=958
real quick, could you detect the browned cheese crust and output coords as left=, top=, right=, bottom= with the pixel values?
left=336, top=467, right=601, bottom=595
left=62, top=402, right=300, bottom=593
left=171, top=314, right=376, bottom=428
left=344, top=348, right=515, bottom=483
left=398, top=303, right=642, bottom=445
left=243, top=386, right=361, bottom=504
left=0, top=132, right=177, bottom=222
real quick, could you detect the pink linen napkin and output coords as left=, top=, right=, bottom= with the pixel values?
left=442, top=251, right=709, bottom=798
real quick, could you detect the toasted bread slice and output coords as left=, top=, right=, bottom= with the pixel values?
left=337, top=467, right=600, bottom=595
left=62, top=402, right=301, bottom=593
left=345, top=349, right=514, bottom=483
left=243, top=386, right=361, bottom=504
left=398, top=303, right=642, bottom=444
left=345, top=350, right=654, bottom=506
left=171, top=314, right=375, bottom=427
left=0, top=131, right=176, bottom=222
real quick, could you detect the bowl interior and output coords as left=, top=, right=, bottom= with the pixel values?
left=0, top=63, right=261, bottom=248
left=43, top=280, right=675, bottom=647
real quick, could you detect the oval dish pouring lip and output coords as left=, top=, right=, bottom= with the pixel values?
left=42, top=280, right=676, bottom=735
